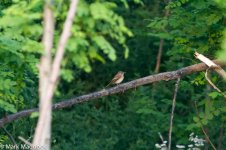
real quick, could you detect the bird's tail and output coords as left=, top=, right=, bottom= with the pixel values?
left=105, top=81, right=112, bottom=88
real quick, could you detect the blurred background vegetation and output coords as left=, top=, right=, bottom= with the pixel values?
left=0, top=0, right=226, bottom=149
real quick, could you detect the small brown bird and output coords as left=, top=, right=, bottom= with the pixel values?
left=106, top=71, right=125, bottom=87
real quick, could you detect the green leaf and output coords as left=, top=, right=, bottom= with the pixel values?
left=193, top=116, right=199, bottom=122
left=199, top=112, right=205, bottom=118
left=124, top=45, right=129, bottom=59
left=207, top=113, right=213, bottom=120
left=213, top=110, right=220, bottom=116
left=220, top=107, right=226, bottom=112
left=61, top=69, right=74, bottom=82
left=30, top=112, right=39, bottom=118
left=92, top=36, right=116, bottom=61
left=90, top=2, right=114, bottom=23
left=202, top=119, right=208, bottom=125
left=72, top=51, right=92, bottom=72
left=208, top=92, right=221, bottom=99
left=88, top=47, right=105, bottom=63
left=0, top=100, right=17, bottom=113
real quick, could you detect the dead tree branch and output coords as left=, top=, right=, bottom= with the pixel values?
left=0, top=61, right=225, bottom=128
left=18, top=136, right=32, bottom=147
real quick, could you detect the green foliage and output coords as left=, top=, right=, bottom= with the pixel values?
left=30, top=112, right=39, bottom=118
left=215, top=0, right=226, bottom=60
left=149, top=0, right=225, bottom=61
left=0, top=0, right=42, bottom=113
left=0, top=0, right=132, bottom=111
left=166, top=0, right=190, bottom=9
left=0, top=0, right=133, bottom=146
left=62, top=0, right=133, bottom=72
left=0, top=0, right=226, bottom=149
left=218, top=29, right=226, bottom=60
left=0, top=135, right=8, bottom=144
left=191, top=73, right=206, bottom=85
left=215, top=0, right=226, bottom=8
left=147, top=0, right=226, bottom=147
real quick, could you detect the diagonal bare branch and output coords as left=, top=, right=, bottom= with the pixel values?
left=205, top=68, right=226, bottom=98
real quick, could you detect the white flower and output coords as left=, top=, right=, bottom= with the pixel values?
left=163, top=141, right=167, bottom=144
left=161, top=143, right=166, bottom=147
left=155, top=144, right=161, bottom=148
left=176, top=145, right=185, bottom=148
left=188, top=144, right=193, bottom=147
left=200, top=142, right=204, bottom=146
left=161, top=147, right=167, bottom=150
left=189, top=136, right=193, bottom=141
left=190, top=132, right=194, bottom=136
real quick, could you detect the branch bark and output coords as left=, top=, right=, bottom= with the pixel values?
left=0, top=61, right=225, bottom=128
left=33, top=4, right=54, bottom=149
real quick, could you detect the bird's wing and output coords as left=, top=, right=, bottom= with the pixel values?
left=105, top=72, right=121, bottom=87
left=111, top=72, right=121, bottom=83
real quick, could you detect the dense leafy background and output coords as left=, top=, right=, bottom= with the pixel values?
left=0, top=0, right=225, bottom=149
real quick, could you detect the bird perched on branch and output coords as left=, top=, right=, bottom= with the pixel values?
left=106, top=71, right=125, bottom=87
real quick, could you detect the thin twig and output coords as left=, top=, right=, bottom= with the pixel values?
left=158, top=132, right=164, bottom=143
left=18, top=136, right=32, bottom=147
left=205, top=68, right=226, bottom=98
left=194, top=102, right=216, bottom=150
left=168, top=77, right=180, bottom=150
left=2, top=127, right=17, bottom=147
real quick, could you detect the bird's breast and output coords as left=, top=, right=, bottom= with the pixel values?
left=115, top=76, right=124, bottom=84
